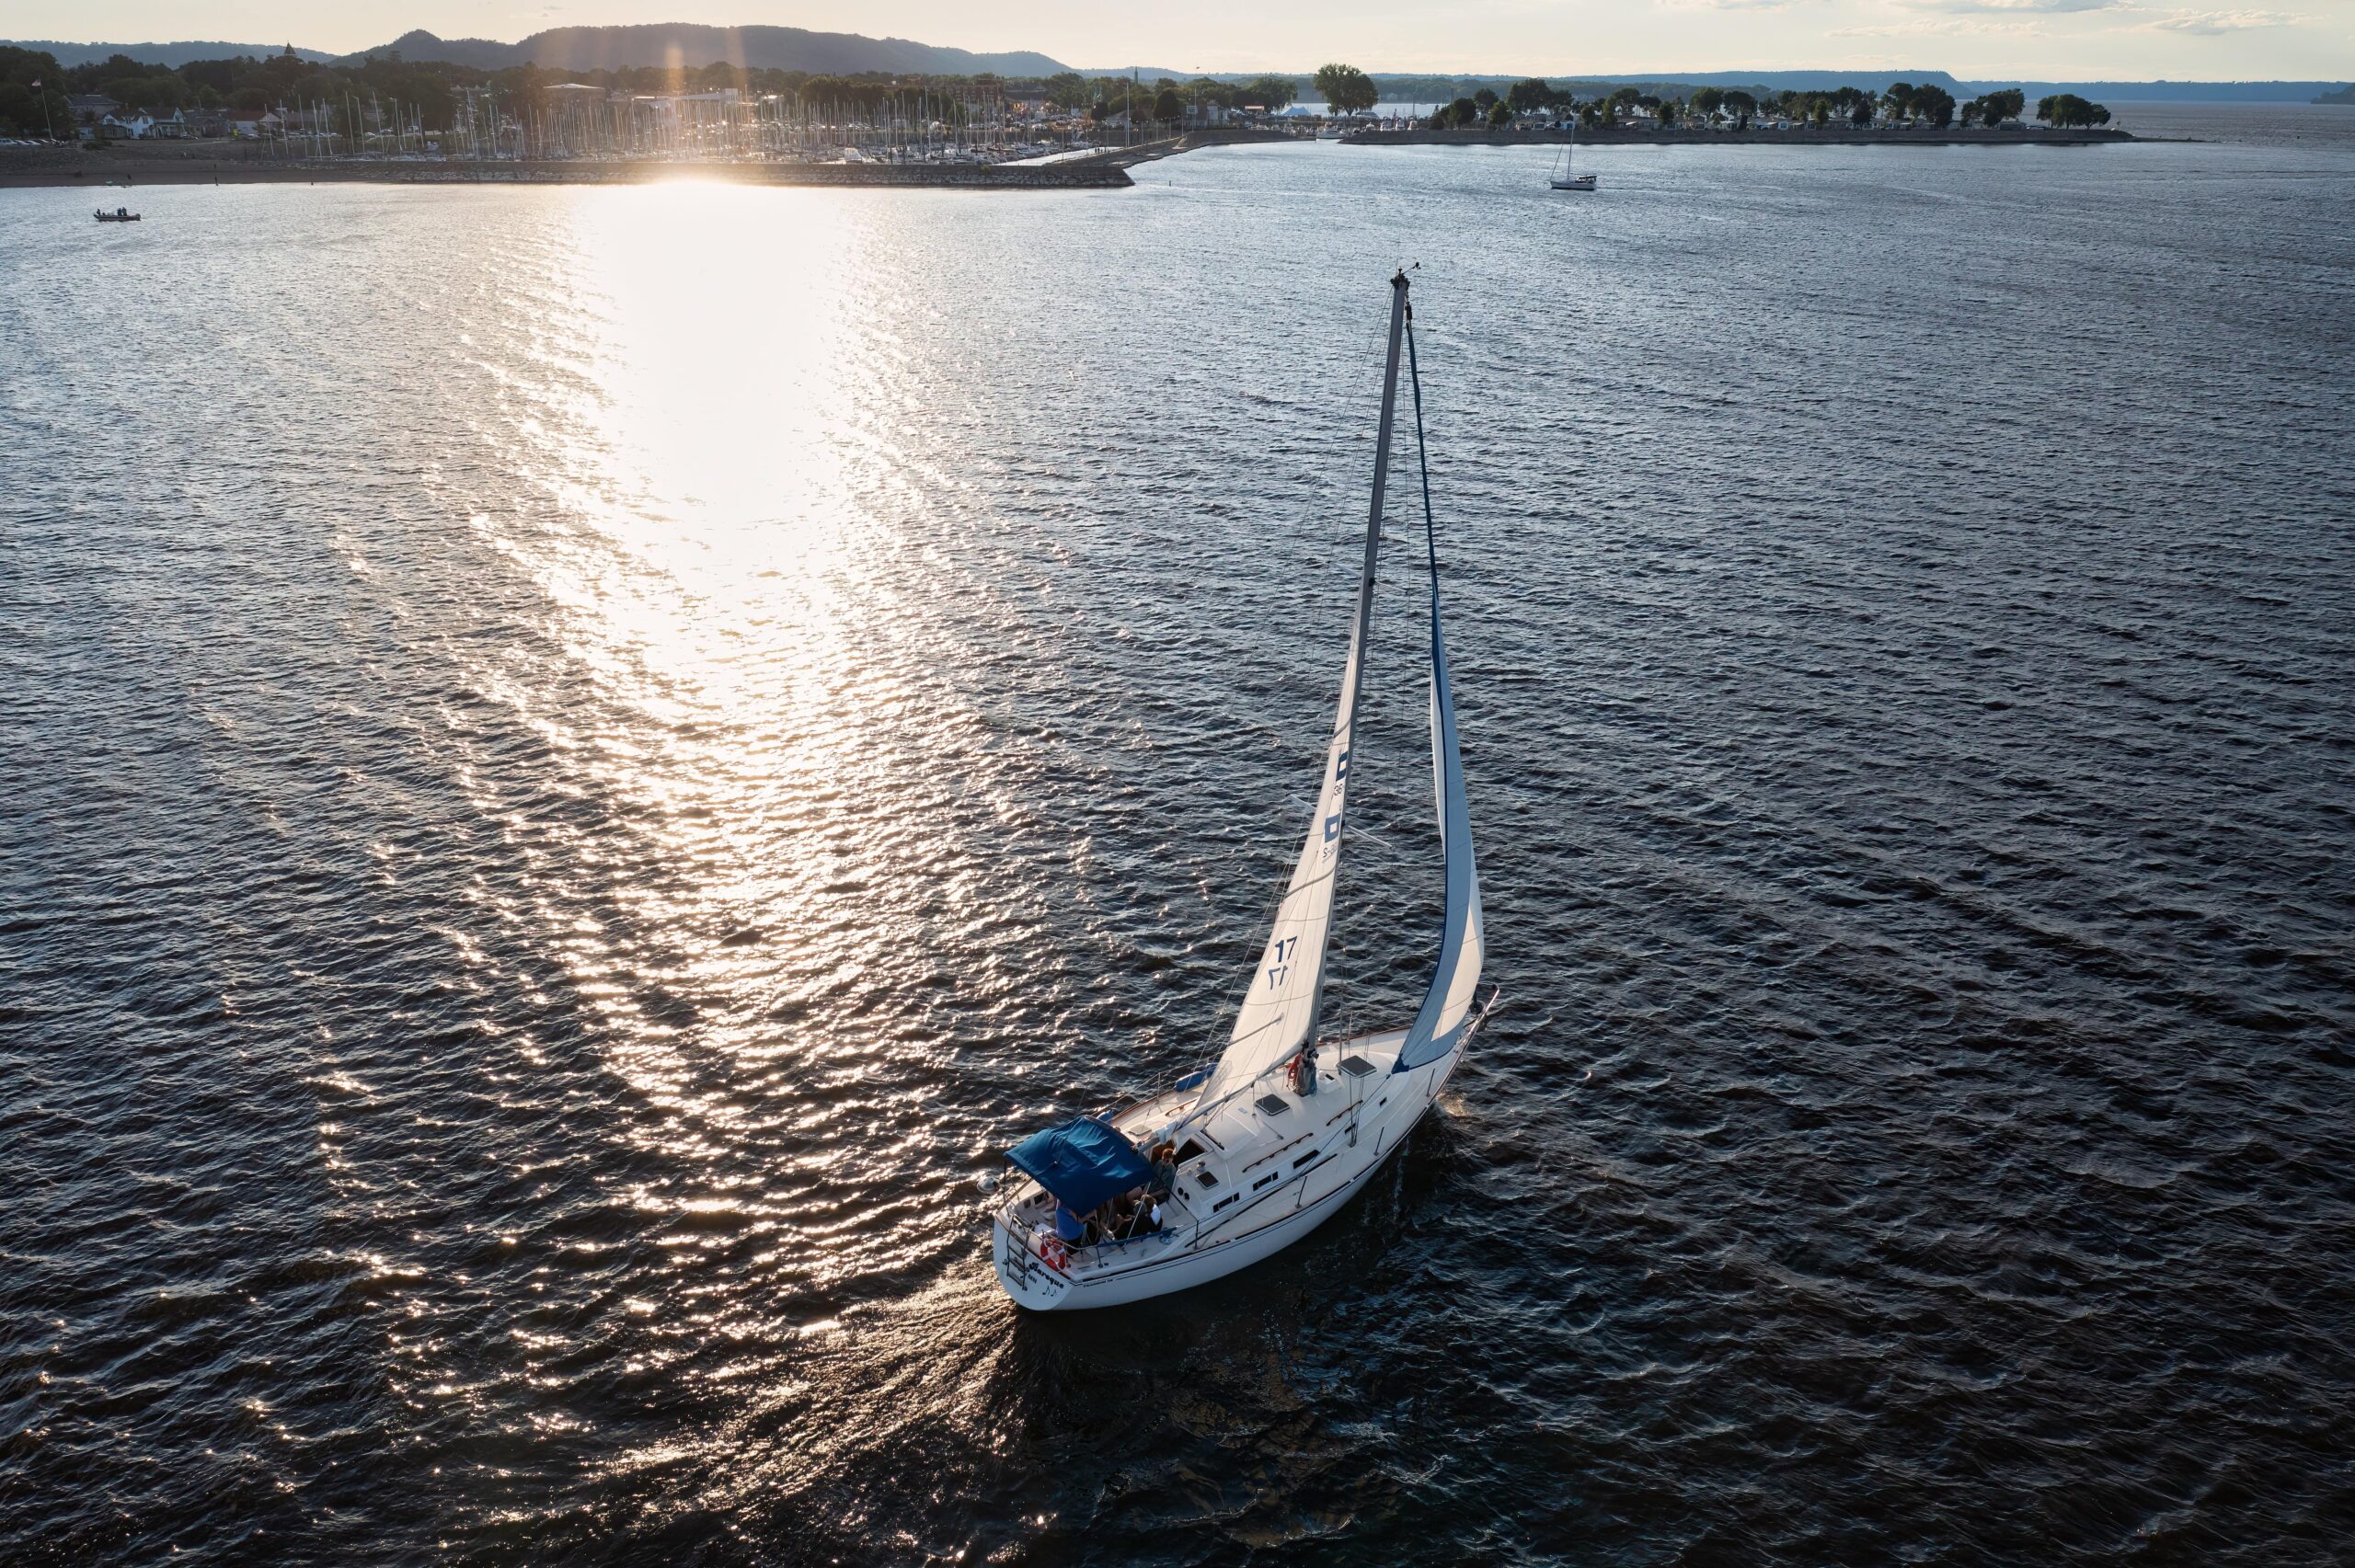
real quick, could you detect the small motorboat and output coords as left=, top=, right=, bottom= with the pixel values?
left=991, top=271, right=1495, bottom=1310
left=94, top=207, right=141, bottom=223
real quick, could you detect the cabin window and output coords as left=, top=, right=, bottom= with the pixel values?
left=1293, top=1150, right=1320, bottom=1169
left=1252, top=1173, right=1277, bottom=1191
left=1212, top=1194, right=1236, bottom=1212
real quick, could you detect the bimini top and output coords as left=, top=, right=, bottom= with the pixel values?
left=1006, top=1117, right=1154, bottom=1214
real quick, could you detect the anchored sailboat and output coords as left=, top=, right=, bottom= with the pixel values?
left=1550, top=117, right=1597, bottom=190
left=992, top=272, right=1491, bottom=1310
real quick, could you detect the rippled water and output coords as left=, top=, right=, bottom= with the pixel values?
left=5, top=106, right=2352, bottom=1564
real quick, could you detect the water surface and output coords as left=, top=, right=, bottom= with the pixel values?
left=3, top=105, right=2351, bottom=1564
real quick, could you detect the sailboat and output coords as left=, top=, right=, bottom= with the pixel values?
left=992, top=271, right=1491, bottom=1310
left=1550, top=117, right=1598, bottom=190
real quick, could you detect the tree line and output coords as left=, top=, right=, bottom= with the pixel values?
left=0, top=45, right=2117, bottom=143
left=2036, top=93, right=2113, bottom=128
left=1301, top=66, right=2104, bottom=134
left=1044, top=72, right=1299, bottom=120
left=0, top=43, right=1307, bottom=140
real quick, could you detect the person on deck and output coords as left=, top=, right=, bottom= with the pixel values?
left=1054, top=1199, right=1092, bottom=1247
left=1145, top=1142, right=1178, bottom=1201
left=1113, top=1190, right=1161, bottom=1240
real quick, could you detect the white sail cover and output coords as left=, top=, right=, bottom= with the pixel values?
left=1395, top=574, right=1483, bottom=1072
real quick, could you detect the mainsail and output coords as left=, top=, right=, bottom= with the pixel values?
left=1196, top=275, right=1411, bottom=1112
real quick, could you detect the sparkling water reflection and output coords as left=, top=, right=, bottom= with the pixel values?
left=3, top=108, right=2352, bottom=1564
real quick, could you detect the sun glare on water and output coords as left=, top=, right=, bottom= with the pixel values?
left=442, top=183, right=960, bottom=1161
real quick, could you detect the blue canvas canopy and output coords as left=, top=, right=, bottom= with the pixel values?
left=1006, top=1118, right=1154, bottom=1214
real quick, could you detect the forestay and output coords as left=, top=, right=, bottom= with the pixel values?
left=1196, top=276, right=1412, bottom=1113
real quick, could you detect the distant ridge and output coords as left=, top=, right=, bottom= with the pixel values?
left=1352, top=70, right=2345, bottom=104
left=1088, top=67, right=2339, bottom=104
left=339, top=25, right=1066, bottom=76
left=0, top=39, right=337, bottom=67
left=1359, top=70, right=2339, bottom=105
left=1980, top=77, right=2343, bottom=103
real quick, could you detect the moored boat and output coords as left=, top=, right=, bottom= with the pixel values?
left=1550, top=120, right=1598, bottom=190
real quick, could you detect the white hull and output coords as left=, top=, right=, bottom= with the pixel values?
left=994, top=1029, right=1462, bottom=1310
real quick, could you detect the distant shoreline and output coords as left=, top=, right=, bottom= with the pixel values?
left=1343, top=125, right=2144, bottom=148
left=0, top=120, right=2166, bottom=195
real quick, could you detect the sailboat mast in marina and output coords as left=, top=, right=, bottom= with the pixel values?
left=992, top=272, right=1491, bottom=1310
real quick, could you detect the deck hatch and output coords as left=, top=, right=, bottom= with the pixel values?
left=1340, top=1055, right=1376, bottom=1079
left=1255, top=1094, right=1292, bottom=1116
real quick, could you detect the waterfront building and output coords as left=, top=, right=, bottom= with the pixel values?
left=66, top=94, right=120, bottom=129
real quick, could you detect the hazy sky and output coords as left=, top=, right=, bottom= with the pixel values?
left=17, top=2, right=2353, bottom=78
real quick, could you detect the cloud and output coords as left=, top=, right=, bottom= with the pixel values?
left=1832, top=17, right=2049, bottom=34
left=1901, top=0, right=2124, bottom=11
left=2147, top=7, right=2296, bottom=29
